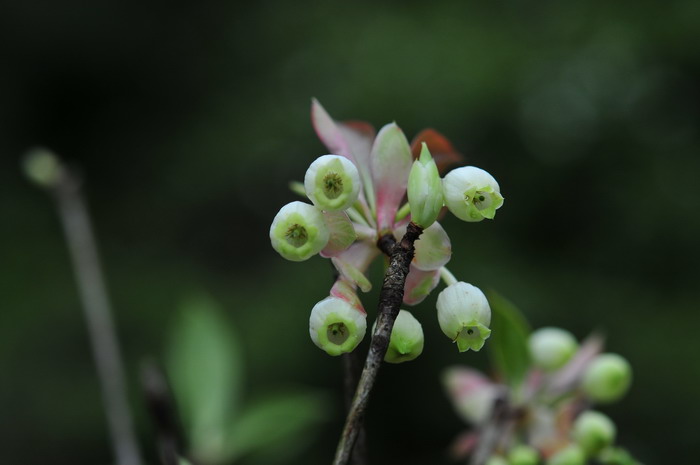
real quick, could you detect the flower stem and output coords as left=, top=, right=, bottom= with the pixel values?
left=50, top=164, right=142, bottom=465
left=332, top=222, right=423, bottom=465
left=440, top=266, right=458, bottom=286
left=394, top=202, right=411, bottom=222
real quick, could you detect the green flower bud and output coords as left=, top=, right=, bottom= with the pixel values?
left=529, top=327, right=578, bottom=371
left=407, top=143, right=444, bottom=228
left=270, top=201, right=330, bottom=261
left=304, top=154, right=361, bottom=211
left=508, top=445, right=539, bottom=465
left=373, top=310, right=424, bottom=363
left=436, top=282, right=491, bottom=352
left=573, top=411, right=616, bottom=456
left=309, top=296, right=367, bottom=356
left=443, top=166, right=504, bottom=222
left=582, top=354, right=632, bottom=403
left=598, top=446, right=637, bottom=465
left=547, top=445, right=585, bottom=465
left=22, top=147, right=64, bottom=188
left=486, top=456, right=510, bottom=465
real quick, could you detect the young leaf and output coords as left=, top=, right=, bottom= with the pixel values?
left=166, top=294, right=243, bottom=463
left=486, top=290, right=532, bottom=387
left=371, top=122, right=413, bottom=232
left=320, top=210, right=357, bottom=258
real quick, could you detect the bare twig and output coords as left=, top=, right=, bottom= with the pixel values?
left=342, top=352, right=368, bottom=465
left=49, top=162, right=142, bottom=465
left=332, top=222, right=423, bottom=465
left=141, top=359, right=184, bottom=465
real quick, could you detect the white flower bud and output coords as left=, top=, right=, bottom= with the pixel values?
left=407, top=143, right=444, bottom=228
left=22, top=147, right=64, bottom=188
left=582, top=353, right=632, bottom=403
left=442, top=166, right=504, bottom=222
left=270, top=201, right=330, bottom=261
left=485, top=456, right=509, bottom=465
left=436, top=282, right=491, bottom=352
left=529, top=327, right=578, bottom=371
left=572, top=411, right=616, bottom=456
left=304, top=154, right=361, bottom=211
left=309, top=297, right=367, bottom=356
left=373, top=310, right=424, bottom=363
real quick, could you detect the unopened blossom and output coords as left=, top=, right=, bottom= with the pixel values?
left=377, top=310, right=424, bottom=363
left=573, top=411, right=616, bottom=456
left=529, top=327, right=578, bottom=371
left=436, top=282, right=492, bottom=352
left=582, top=353, right=632, bottom=403
left=304, top=154, right=362, bottom=211
left=443, top=166, right=504, bottom=222
left=309, top=296, right=366, bottom=356
left=407, top=143, right=443, bottom=228
left=270, top=201, right=329, bottom=261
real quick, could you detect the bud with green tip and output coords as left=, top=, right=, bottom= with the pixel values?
left=529, top=327, right=578, bottom=371
left=309, top=296, right=366, bottom=356
left=407, top=143, right=444, bottom=228
left=573, top=411, right=616, bottom=456
left=598, top=446, right=637, bottom=465
left=547, top=444, right=585, bottom=465
left=304, top=154, right=361, bottom=211
left=373, top=310, right=424, bottom=363
left=508, top=445, right=539, bottom=465
left=23, top=147, right=64, bottom=188
left=443, top=166, right=504, bottom=222
left=582, top=353, right=632, bottom=403
left=270, top=201, right=330, bottom=261
left=436, top=282, right=491, bottom=352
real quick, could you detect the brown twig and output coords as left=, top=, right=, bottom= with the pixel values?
left=332, top=222, right=423, bottom=465
left=342, top=352, right=368, bottom=465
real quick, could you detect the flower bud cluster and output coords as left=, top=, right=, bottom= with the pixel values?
left=443, top=324, right=637, bottom=464
left=270, top=100, right=505, bottom=358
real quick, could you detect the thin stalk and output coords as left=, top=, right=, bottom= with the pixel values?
left=394, top=203, right=411, bottom=223
left=332, top=222, right=423, bottom=465
left=439, top=266, right=458, bottom=286
left=51, top=166, right=142, bottom=465
left=347, top=206, right=371, bottom=228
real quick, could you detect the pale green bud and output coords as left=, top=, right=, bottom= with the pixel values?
left=373, top=310, right=424, bottom=363
left=508, top=445, right=539, bottom=465
left=582, top=354, right=632, bottom=403
left=22, top=147, right=64, bottom=188
left=486, top=456, right=510, bottom=465
left=436, top=282, right=491, bottom=352
left=304, top=154, right=361, bottom=211
left=547, top=445, right=585, bottom=465
left=529, top=327, right=578, bottom=371
left=270, top=201, right=330, bottom=261
left=309, top=296, right=367, bottom=356
left=407, top=143, right=444, bottom=228
left=598, top=446, right=637, bottom=465
left=442, top=166, right=504, bottom=222
left=573, top=411, right=616, bottom=456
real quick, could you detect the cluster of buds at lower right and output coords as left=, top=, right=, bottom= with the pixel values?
left=444, top=324, right=638, bottom=465
left=270, top=100, right=506, bottom=360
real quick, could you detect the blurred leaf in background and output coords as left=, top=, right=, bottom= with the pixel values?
left=166, top=295, right=329, bottom=465
left=486, top=290, right=531, bottom=389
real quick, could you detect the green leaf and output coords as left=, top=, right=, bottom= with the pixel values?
left=166, top=294, right=243, bottom=463
left=486, top=289, right=532, bottom=387
left=223, top=390, right=330, bottom=462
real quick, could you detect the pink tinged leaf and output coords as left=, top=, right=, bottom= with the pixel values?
left=335, top=241, right=380, bottom=273
left=403, top=265, right=440, bottom=306
left=410, top=128, right=464, bottom=175
left=320, top=211, right=357, bottom=258
left=371, top=123, right=413, bottom=232
left=449, top=431, right=479, bottom=460
left=311, top=99, right=353, bottom=162
left=338, top=121, right=375, bottom=174
left=331, top=257, right=372, bottom=293
left=330, top=280, right=366, bottom=314
left=546, top=333, right=605, bottom=396
left=395, top=221, right=452, bottom=271
left=442, top=367, right=503, bottom=425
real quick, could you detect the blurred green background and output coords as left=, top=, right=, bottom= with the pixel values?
left=2, top=0, right=699, bottom=464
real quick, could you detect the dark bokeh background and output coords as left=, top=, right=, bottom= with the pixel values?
left=2, top=1, right=699, bottom=464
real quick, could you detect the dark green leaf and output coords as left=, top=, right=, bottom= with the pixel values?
left=486, top=289, right=532, bottom=387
